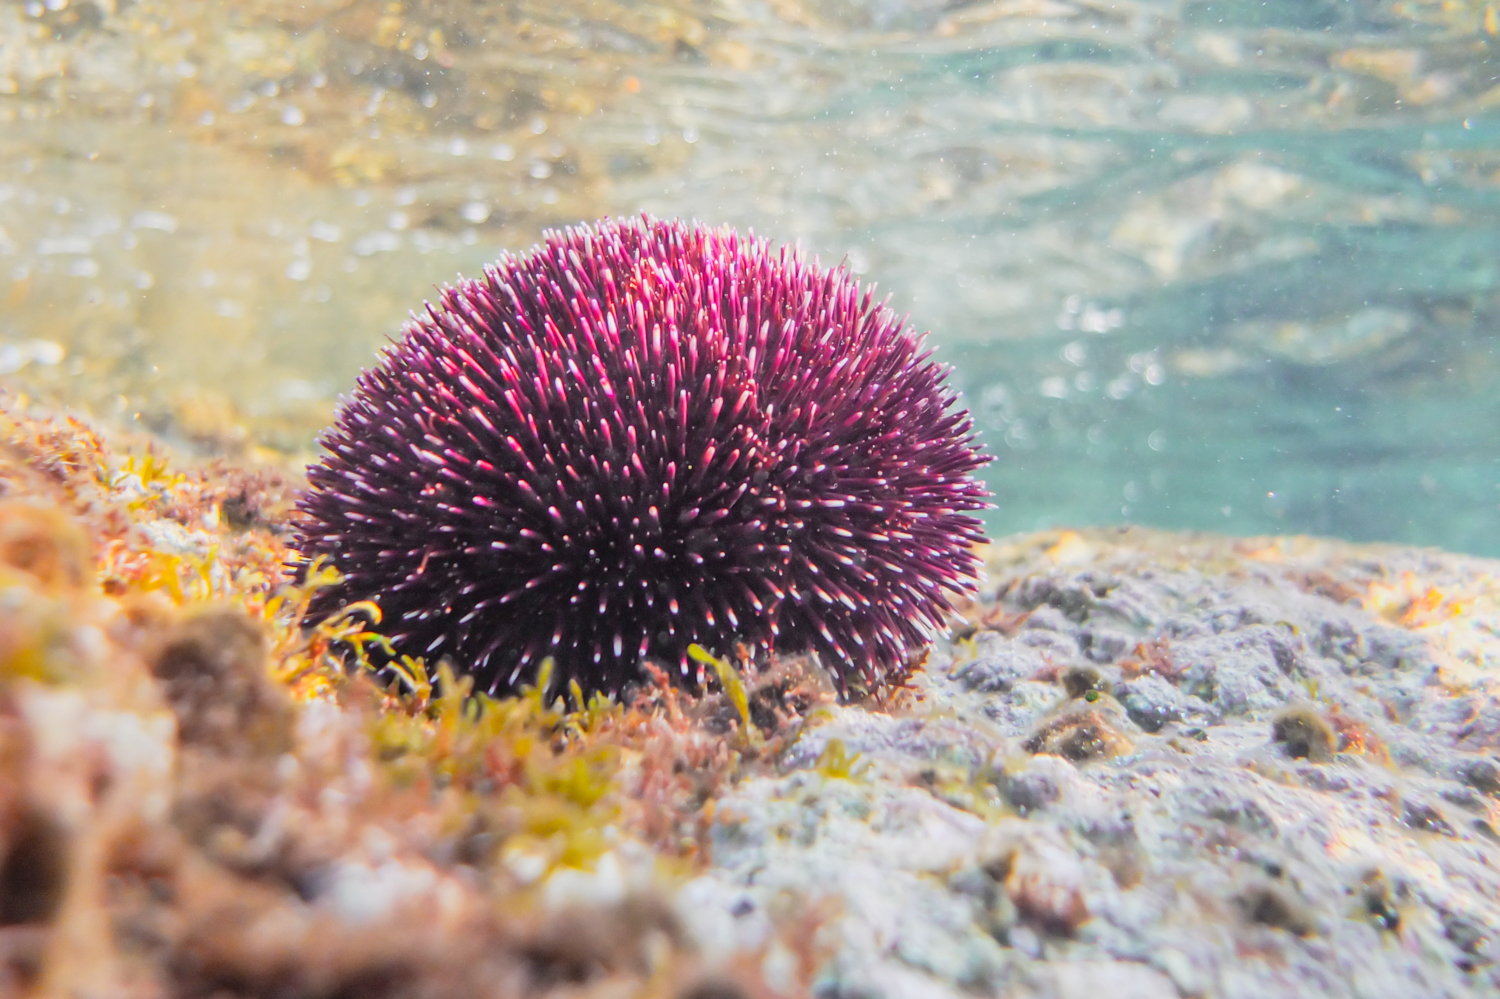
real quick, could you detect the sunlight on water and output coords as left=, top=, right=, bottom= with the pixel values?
left=1, top=0, right=1497, bottom=551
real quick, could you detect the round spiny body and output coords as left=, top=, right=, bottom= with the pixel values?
left=294, top=216, right=990, bottom=696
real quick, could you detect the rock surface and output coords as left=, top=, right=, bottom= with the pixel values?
left=689, top=528, right=1500, bottom=999
left=2, top=399, right=1497, bottom=998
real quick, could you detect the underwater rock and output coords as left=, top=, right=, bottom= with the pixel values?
left=3, top=404, right=1500, bottom=998
left=693, top=527, right=1500, bottom=998
left=147, top=606, right=291, bottom=756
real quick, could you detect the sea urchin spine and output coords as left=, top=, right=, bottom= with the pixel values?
left=294, top=216, right=990, bottom=697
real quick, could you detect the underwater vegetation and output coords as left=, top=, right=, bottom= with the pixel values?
left=294, top=215, right=990, bottom=698
left=0, top=396, right=837, bottom=997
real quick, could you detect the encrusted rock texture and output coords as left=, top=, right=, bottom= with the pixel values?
left=0, top=396, right=1497, bottom=999
left=699, top=529, right=1500, bottom=999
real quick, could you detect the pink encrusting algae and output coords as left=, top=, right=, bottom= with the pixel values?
left=293, top=215, right=991, bottom=696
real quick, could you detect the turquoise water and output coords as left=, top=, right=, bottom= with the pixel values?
left=2, top=0, right=1497, bottom=552
left=610, top=5, right=1500, bottom=555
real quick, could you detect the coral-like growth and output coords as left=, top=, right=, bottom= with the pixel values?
left=294, top=215, right=990, bottom=696
left=0, top=399, right=824, bottom=998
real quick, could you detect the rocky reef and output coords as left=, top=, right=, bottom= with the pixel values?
left=0, top=395, right=1496, bottom=998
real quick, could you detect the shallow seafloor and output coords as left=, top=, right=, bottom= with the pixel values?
left=0, top=398, right=1496, bottom=999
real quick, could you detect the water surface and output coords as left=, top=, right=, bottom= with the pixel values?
left=2, top=0, right=1497, bottom=551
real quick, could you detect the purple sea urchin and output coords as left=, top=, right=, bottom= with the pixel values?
left=294, top=216, right=990, bottom=696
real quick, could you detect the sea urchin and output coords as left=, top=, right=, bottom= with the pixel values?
left=294, top=216, right=990, bottom=697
